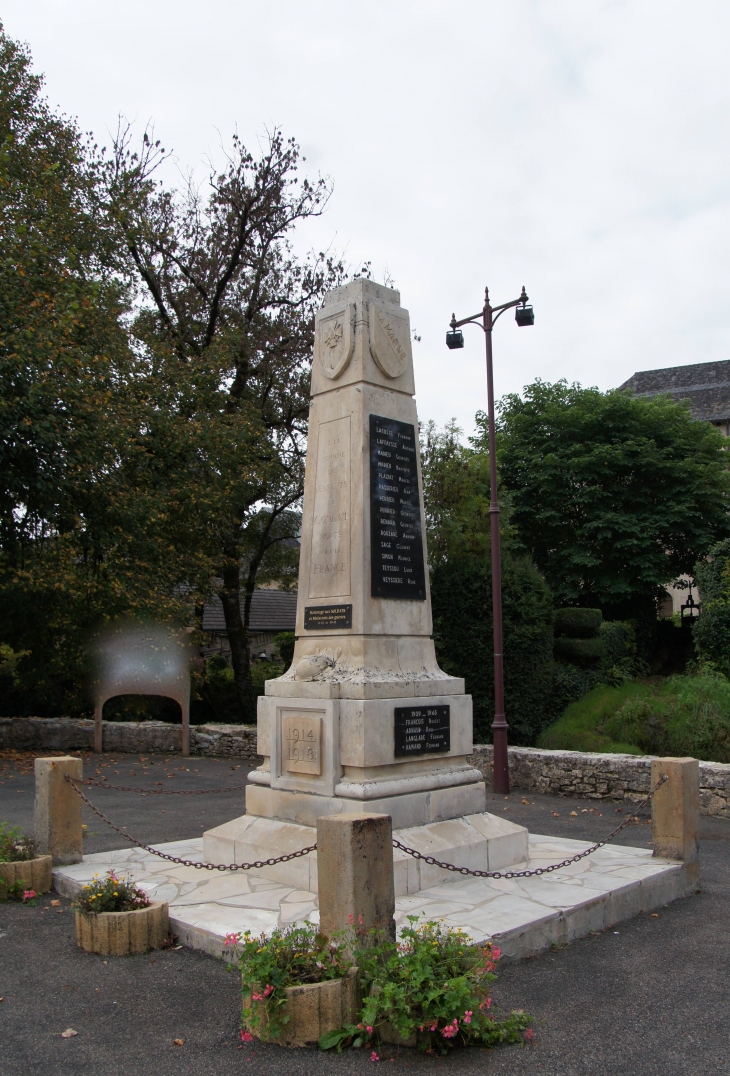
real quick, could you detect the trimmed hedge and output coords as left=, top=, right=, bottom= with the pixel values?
left=554, top=608, right=602, bottom=639
left=693, top=538, right=730, bottom=676
left=553, top=636, right=604, bottom=665
left=431, top=553, right=554, bottom=745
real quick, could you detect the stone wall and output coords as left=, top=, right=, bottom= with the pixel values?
left=467, top=744, right=730, bottom=820
left=0, top=717, right=261, bottom=764
left=2, top=718, right=728, bottom=818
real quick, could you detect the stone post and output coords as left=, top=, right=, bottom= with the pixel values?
left=651, top=757, right=699, bottom=886
left=34, top=756, right=83, bottom=864
left=316, top=813, right=395, bottom=944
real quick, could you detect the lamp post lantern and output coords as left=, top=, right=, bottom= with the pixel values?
left=446, top=285, right=534, bottom=795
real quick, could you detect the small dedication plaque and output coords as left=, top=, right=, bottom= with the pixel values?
left=369, top=414, right=427, bottom=600
left=283, top=715, right=322, bottom=775
left=394, top=705, right=451, bottom=757
left=303, top=604, right=353, bottom=630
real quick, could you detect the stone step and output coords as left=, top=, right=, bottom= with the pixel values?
left=202, top=810, right=528, bottom=896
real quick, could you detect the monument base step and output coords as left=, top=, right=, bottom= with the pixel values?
left=202, top=810, right=528, bottom=896
left=243, top=779, right=487, bottom=830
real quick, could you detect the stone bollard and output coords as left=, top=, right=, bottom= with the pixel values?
left=34, top=756, right=83, bottom=865
left=316, top=813, right=395, bottom=944
left=651, top=757, right=700, bottom=887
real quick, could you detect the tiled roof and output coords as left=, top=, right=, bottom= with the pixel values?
left=202, top=589, right=297, bottom=633
left=619, top=360, right=730, bottom=423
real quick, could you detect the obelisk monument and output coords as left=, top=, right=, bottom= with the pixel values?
left=204, top=280, right=528, bottom=888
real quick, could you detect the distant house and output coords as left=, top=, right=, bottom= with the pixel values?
left=620, top=360, right=730, bottom=617
left=619, top=359, right=730, bottom=436
left=202, top=589, right=297, bottom=660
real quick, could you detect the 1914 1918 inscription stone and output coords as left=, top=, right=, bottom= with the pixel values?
left=202, top=279, right=519, bottom=886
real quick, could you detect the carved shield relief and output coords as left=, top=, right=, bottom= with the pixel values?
left=368, top=301, right=411, bottom=379
left=316, top=302, right=355, bottom=380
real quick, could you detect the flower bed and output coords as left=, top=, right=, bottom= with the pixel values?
left=227, top=917, right=532, bottom=1056
left=0, top=822, right=52, bottom=900
left=73, top=870, right=169, bottom=955
left=227, top=923, right=358, bottom=1046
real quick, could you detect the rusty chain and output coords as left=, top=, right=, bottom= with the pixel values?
left=64, top=776, right=316, bottom=871
left=393, top=775, right=668, bottom=880
left=65, top=772, right=667, bottom=880
left=72, top=776, right=249, bottom=796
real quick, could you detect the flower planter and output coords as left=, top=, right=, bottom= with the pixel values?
left=75, top=900, right=169, bottom=956
left=0, top=855, right=52, bottom=898
left=244, top=966, right=360, bottom=1047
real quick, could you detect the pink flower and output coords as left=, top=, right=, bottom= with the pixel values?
left=525, top=1028, right=535, bottom=1041
left=370, top=1051, right=379, bottom=1062
left=22, top=889, right=37, bottom=901
left=492, top=947, right=501, bottom=961
left=480, top=997, right=492, bottom=1011
left=441, top=1020, right=459, bottom=1039
left=263, top=985, right=273, bottom=998
left=463, top=1010, right=472, bottom=1025
left=224, top=932, right=241, bottom=947
left=240, top=1030, right=253, bottom=1043
left=366, top=1026, right=373, bottom=1034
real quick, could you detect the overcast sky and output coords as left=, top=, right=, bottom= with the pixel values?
left=3, top=1, right=730, bottom=434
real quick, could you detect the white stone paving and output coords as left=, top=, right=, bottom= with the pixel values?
left=53, top=833, right=691, bottom=961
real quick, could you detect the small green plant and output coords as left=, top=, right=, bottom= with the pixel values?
left=338, top=917, right=531, bottom=1055
left=72, top=870, right=151, bottom=915
left=0, top=823, right=37, bottom=863
left=226, top=923, right=353, bottom=1040
left=0, top=878, right=38, bottom=904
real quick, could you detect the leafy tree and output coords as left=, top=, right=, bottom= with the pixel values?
left=431, top=553, right=554, bottom=744
left=103, top=125, right=344, bottom=718
left=498, top=380, right=730, bottom=622
left=0, top=26, right=172, bottom=713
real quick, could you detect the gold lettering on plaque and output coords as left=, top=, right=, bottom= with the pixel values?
left=282, top=715, right=322, bottom=775
left=309, top=415, right=351, bottom=598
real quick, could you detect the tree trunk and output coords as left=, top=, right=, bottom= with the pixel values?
left=220, top=561, right=256, bottom=723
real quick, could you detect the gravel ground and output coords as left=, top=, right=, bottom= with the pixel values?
left=1, top=749, right=728, bottom=1076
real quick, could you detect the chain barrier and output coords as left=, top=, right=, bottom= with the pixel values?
left=64, top=776, right=316, bottom=872
left=393, top=775, right=668, bottom=880
left=65, top=772, right=667, bottom=879
left=72, top=776, right=250, bottom=796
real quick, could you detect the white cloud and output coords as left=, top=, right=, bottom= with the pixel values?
left=3, top=0, right=730, bottom=433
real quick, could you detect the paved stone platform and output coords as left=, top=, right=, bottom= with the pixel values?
left=53, top=833, right=693, bottom=961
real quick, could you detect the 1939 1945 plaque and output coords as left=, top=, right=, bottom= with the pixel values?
left=370, top=414, right=426, bottom=600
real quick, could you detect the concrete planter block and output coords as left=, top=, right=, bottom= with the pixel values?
left=75, top=901, right=169, bottom=955
left=245, top=967, right=360, bottom=1046
left=0, top=855, right=53, bottom=897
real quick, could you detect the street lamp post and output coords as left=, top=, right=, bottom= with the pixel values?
left=446, top=286, right=534, bottom=795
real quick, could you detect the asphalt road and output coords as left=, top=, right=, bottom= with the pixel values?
left=1, top=749, right=728, bottom=1075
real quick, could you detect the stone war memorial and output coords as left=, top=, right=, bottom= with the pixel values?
left=52, top=279, right=700, bottom=965
left=204, top=277, right=529, bottom=890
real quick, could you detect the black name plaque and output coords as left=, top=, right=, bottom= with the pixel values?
left=303, top=604, right=353, bottom=630
left=394, top=705, right=450, bottom=757
left=369, top=414, right=427, bottom=600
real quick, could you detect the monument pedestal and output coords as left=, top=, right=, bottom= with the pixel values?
left=203, top=278, right=521, bottom=893
left=203, top=809, right=528, bottom=897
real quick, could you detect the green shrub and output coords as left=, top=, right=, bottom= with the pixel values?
left=431, top=553, right=554, bottom=745
left=693, top=538, right=730, bottom=675
left=539, top=671, right=730, bottom=762
left=554, top=636, right=604, bottom=665
left=554, top=608, right=602, bottom=639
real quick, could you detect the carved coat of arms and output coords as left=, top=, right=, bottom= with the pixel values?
left=316, top=302, right=355, bottom=380
left=367, top=301, right=411, bottom=379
